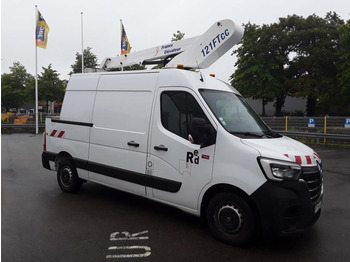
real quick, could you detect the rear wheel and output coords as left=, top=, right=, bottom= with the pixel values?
left=57, top=160, right=83, bottom=193
left=206, top=192, right=256, bottom=245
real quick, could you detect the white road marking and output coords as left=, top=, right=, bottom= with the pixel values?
left=106, top=231, right=151, bottom=259
left=110, top=230, right=149, bottom=241
left=106, top=246, right=151, bottom=259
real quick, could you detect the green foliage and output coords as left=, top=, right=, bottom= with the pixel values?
left=284, top=12, right=344, bottom=115
left=230, top=23, right=288, bottom=116
left=231, top=12, right=349, bottom=116
left=1, top=85, right=27, bottom=111
left=70, top=47, right=98, bottom=74
left=335, top=20, right=350, bottom=114
left=1, top=62, right=34, bottom=111
left=171, top=30, right=185, bottom=42
left=35, top=64, right=66, bottom=112
left=151, top=64, right=163, bottom=70
left=2, top=62, right=66, bottom=112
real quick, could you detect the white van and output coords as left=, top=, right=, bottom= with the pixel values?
left=42, top=69, right=323, bottom=245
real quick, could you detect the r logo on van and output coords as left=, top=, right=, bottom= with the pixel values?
left=186, top=150, right=199, bottom=165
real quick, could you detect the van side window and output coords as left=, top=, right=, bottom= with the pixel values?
left=161, top=91, right=208, bottom=140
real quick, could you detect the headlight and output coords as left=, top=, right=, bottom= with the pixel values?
left=258, top=157, right=302, bottom=181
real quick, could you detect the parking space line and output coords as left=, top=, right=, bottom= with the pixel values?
left=106, top=230, right=151, bottom=259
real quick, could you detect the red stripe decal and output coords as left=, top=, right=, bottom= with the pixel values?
left=50, top=130, right=57, bottom=137
left=284, top=154, right=289, bottom=158
left=295, top=156, right=302, bottom=164
left=202, top=154, right=210, bottom=160
left=305, top=155, right=312, bottom=165
left=58, top=131, right=65, bottom=138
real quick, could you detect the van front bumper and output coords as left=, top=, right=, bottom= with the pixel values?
left=251, top=180, right=322, bottom=236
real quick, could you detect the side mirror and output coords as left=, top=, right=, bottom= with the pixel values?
left=189, top=117, right=210, bottom=147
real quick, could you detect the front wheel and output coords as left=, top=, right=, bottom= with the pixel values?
left=57, top=160, right=83, bottom=193
left=206, top=192, right=257, bottom=245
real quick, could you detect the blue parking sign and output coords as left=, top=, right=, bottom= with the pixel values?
left=308, top=118, right=315, bottom=128
left=345, top=118, right=350, bottom=128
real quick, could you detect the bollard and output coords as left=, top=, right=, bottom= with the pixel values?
left=324, top=116, right=327, bottom=145
left=285, top=116, right=288, bottom=132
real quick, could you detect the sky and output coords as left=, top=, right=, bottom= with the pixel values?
left=1, top=0, right=349, bottom=82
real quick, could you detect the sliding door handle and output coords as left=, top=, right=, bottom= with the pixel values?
left=154, top=145, right=168, bottom=151
left=127, top=141, right=140, bottom=147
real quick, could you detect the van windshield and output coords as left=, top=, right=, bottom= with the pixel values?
left=199, top=89, right=281, bottom=139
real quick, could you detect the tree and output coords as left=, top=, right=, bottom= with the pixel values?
left=1, top=62, right=34, bottom=111
left=335, top=20, right=350, bottom=114
left=230, top=23, right=289, bottom=116
left=231, top=13, right=347, bottom=116
left=171, top=30, right=185, bottom=42
left=283, top=13, right=344, bottom=115
left=37, top=64, right=66, bottom=112
left=70, top=47, right=98, bottom=74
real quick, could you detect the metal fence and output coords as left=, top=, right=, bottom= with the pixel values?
left=262, top=116, right=350, bottom=145
left=262, top=116, right=350, bottom=134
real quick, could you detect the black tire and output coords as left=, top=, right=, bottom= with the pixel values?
left=57, top=160, right=83, bottom=193
left=206, top=192, right=256, bottom=245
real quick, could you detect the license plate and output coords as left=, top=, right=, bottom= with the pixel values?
left=314, top=200, right=322, bottom=213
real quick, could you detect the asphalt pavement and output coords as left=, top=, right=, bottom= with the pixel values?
left=2, top=133, right=350, bottom=262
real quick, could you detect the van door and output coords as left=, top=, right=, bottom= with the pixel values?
left=148, top=87, right=216, bottom=210
left=89, top=73, right=158, bottom=196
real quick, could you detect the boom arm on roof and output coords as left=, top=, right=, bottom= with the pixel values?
left=100, top=19, right=244, bottom=70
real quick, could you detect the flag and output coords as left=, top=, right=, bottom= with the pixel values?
left=121, top=21, right=131, bottom=55
left=36, top=10, right=50, bottom=49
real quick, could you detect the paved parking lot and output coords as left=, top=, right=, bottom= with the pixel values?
left=2, top=133, right=350, bottom=262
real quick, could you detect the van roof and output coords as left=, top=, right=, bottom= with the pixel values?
left=67, top=69, right=239, bottom=94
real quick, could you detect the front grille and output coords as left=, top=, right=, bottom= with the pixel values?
left=301, top=166, right=323, bottom=204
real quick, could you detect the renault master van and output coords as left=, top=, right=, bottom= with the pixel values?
left=42, top=69, right=323, bottom=245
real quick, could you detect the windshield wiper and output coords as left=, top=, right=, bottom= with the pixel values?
left=263, top=129, right=282, bottom=138
left=230, top=132, right=265, bottom=138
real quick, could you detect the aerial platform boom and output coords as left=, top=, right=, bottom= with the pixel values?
left=100, top=19, right=243, bottom=70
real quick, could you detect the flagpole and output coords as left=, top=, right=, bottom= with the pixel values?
left=120, top=19, right=123, bottom=71
left=81, top=12, right=84, bottom=73
left=35, top=5, right=39, bottom=134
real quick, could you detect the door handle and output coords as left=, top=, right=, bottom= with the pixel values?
left=127, top=141, right=140, bottom=147
left=154, top=145, right=168, bottom=151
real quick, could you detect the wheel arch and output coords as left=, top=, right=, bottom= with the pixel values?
left=55, top=151, right=73, bottom=170
left=200, top=183, right=261, bottom=228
